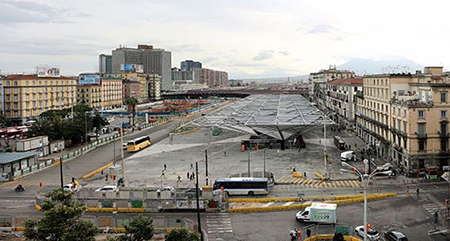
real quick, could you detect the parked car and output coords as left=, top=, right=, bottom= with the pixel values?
left=95, top=185, right=118, bottom=192
left=375, top=163, right=396, bottom=177
left=63, top=183, right=82, bottom=192
left=157, top=186, right=175, bottom=194
left=354, top=226, right=380, bottom=240
left=384, top=231, right=408, bottom=241
left=185, top=187, right=202, bottom=197
left=88, top=133, right=100, bottom=138
left=122, top=143, right=127, bottom=150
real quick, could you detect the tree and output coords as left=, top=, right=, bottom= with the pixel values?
left=108, top=216, right=153, bottom=241
left=165, top=228, right=200, bottom=241
left=125, top=97, right=138, bottom=126
left=0, top=116, right=12, bottom=127
left=24, top=189, right=97, bottom=241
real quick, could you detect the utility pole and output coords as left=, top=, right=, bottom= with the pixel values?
left=247, top=149, right=251, bottom=177
left=324, top=121, right=327, bottom=178
left=263, top=148, right=266, bottom=177
left=120, top=115, right=125, bottom=181
left=59, top=154, right=64, bottom=189
left=205, top=149, right=208, bottom=186
left=195, top=162, right=203, bottom=241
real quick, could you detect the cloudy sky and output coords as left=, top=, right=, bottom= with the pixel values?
left=1, top=0, right=449, bottom=78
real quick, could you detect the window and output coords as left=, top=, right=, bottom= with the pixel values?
left=393, top=107, right=395, bottom=114
left=418, top=110, right=425, bottom=118
left=418, top=141, right=425, bottom=151
left=441, top=110, right=447, bottom=118
left=418, top=123, right=426, bottom=135
left=397, top=119, right=401, bottom=130
left=441, top=140, right=448, bottom=152
left=441, top=92, right=447, bottom=103
left=403, top=122, right=407, bottom=132
left=441, top=122, right=448, bottom=135
left=404, top=109, right=407, bottom=117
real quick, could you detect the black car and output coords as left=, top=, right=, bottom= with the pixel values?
left=384, top=231, right=408, bottom=241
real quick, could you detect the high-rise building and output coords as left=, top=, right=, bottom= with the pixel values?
left=111, top=45, right=171, bottom=91
left=99, top=54, right=112, bottom=74
left=0, top=75, right=77, bottom=124
left=181, top=60, right=202, bottom=71
left=199, top=68, right=228, bottom=87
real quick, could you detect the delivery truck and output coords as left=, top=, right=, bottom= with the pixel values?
left=296, top=202, right=337, bottom=224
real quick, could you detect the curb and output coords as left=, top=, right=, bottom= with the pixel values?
left=81, top=162, right=114, bottom=180
left=87, top=207, right=145, bottom=213
left=228, top=193, right=397, bottom=212
left=229, top=193, right=397, bottom=203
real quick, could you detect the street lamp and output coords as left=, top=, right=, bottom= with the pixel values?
left=341, top=160, right=379, bottom=241
left=84, top=111, right=94, bottom=147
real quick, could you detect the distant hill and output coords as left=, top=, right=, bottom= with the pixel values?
left=337, top=58, right=423, bottom=75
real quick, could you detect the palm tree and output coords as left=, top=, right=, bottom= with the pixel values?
left=125, top=97, right=138, bottom=126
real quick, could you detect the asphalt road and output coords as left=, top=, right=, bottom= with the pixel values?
left=0, top=117, right=194, bottom=202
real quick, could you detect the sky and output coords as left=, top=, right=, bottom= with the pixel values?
left=1, top=0, right=450, bottom=79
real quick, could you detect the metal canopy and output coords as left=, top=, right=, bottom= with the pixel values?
left=192, top=94, right=333, bottom=140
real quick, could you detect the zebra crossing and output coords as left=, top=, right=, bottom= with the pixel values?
left=206, top=212, right=234, bottom=240
left=413, top=195, right=446, bottom=215
left=276, top=175, right=361, bottom=188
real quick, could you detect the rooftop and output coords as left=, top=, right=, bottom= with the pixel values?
left=0, top=152, right=39, bottom=165
left=193, top=94, right=333, bottom=140
left=328, top=78, right=363, bottom=84
left=3, top=75, right=75, bottom=80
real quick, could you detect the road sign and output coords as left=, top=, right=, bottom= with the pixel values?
left=443, top=166, right=450, bottom=171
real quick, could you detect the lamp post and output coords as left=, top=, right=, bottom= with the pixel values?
left=84, top=111, right=93, bottom=147
left=341, top=160, right=379, bottom=241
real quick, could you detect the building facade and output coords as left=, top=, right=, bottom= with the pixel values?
left=181, top=60, right=202, bottom=71
left=123, top=79, right=140, bottom=101
left=309, top=66, right=355, bottom=100
left=0, top=75, right=76, bottom=124
left=76, top=85, right=102, bottom=109
left=111, top=45, right=171, bottom=91
left=199, top=68, right=228, bottom=87
left=106, top=73, right=161, bottom=101
left=324, top=78, right=363, bottom=128
left=100, top=78, right=123, bottom=109
left=356, top=67, right=450, bottom=175
left=99, top=54, right=112, bottom=74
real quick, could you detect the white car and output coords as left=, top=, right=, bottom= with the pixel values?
left=63, top=183, right=81, bottom=192
left=122, top=143, right=127, bottom=150
left=157, top=186, right=175, bottom=193
left=95, top=185, right=118, bottom=192
left=355, top=226, right=380, bottom=241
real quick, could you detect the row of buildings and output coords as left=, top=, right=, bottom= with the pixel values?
left=99, top=45, right=228, bottom=91
left=310, top=66, right=450, bottom=177
left=0, top=69, right=162, bottom=124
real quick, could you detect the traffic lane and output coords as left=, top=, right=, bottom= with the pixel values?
left=230, top=197, right=435, bottom=241
left=0, top=120, right=181, bottom=195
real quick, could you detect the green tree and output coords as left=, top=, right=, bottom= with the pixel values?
left=125, top=97, right=138, bottom=126
left=24, top=189, right=97, bottom=241
left=108, top=216, right=153, bottom=241
left=0, top=115, right=12, bottom=127
left=165, top=228, right=200, bottom=241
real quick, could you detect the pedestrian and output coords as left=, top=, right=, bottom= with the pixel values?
left=319, top=139, right=321, bottom=144
left=349, top=145, right=352, bottom=150
left=101, top=170, right=104, bottom=176
left=416, top=187, right=420, bottom=196
left=177, top=175, right=181, bottom=182
left=161, top=170, right=165, bottom=177
left=105, top=173, right=108, bottom=181
left=187, top=172, right=190, bottom=179
left=224, top=151, right=227, bottom=156
left=355, top=143, right=358, bottom=148
left=190, top=163, right=194, bottom=169
left=164, top=164, right=167, bottom=170
left=292, top=167, right=296, bottom=172
left=434, top=211, right=439, bottom=223
left=192, top=172, right=195, bottom=180
left=304, top=172, right=307, bottom=178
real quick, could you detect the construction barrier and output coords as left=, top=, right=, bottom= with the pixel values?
left=291, top=171, right=303, bottom=178
left=314, top=172, right=326, bottom=181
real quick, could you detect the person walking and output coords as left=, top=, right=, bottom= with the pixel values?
left=161, top=170, right=165, bottom=177
left=416, top=187, right=420, bottom=196
left=434, top=211, right=439, bottom=223
left=192, top=172, right=195, bottom=180
left=164, top=164, right=167, bottom=170
left=190, top=163, right=194, bottom=169
left=187, top=172, right=190, bottom=179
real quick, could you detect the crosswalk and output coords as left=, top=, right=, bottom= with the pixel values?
left=413, top=195, right=446, bottom=215
left=206, top=212, right=234, bottom=240
left=276, top=175, right=361, bottom=188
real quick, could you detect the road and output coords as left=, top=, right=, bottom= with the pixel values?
left=0, top=116, right=195, bottom=203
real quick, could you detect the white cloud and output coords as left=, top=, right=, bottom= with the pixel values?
left=1, top=0, right=450, bottom=78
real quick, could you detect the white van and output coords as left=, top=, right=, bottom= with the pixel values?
left=296, top=206, right=311, bottom=222
left=296, top=203, right=337, bottom=224
left=341, top=151, right=356, bottom=162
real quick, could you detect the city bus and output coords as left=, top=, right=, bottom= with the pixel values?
left=333, top=136, right=345, bottom=150
left=126, top=136, right=151, bottom=152
left=213, top=177, right=270, bottom=196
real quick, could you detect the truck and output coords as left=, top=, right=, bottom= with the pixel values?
left=296, top=202, right=337, bottom=224
left=340, top=151, right=356, bottom=162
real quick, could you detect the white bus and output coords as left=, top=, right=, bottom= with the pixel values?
left=213, top=177, right=270, bottom=196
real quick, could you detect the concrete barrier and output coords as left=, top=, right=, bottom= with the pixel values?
left=291, top=171, right=303, bottom=178
left=82, top=162, right=114, bottom=180
left=314, top=172, right=326, bottom=181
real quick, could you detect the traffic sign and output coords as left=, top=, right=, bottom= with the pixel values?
left=443, top=166, right=450, bottom=171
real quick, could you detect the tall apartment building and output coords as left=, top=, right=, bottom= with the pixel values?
left=122, top=79, right=140, bottom=101
left=0, top=75, right=76, bottom=124
left=356, top=67, right=450, bottom=175
left=111, top=45, right=171, bottom=91
left=76, top=85, right=101, bottom=109
left=199, top=68, right=228, bottom=87
left=181, top=60, right=202, bottom=71
left=322, top=78, right=363, bottom=128
left=309, top=66, right=355, bottom=100
left=99, top=54, right=112, bottom=74
left=106, top=73, right=161, bottom=101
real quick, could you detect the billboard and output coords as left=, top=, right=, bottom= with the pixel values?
left=37, top=66, right=60, bottom=77
left=78, top=74, right=101, bottom=85
left=121, top=64, right=144, bottom=73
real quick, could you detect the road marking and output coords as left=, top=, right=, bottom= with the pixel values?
left=283, top=201, right=295, bottom=206
left=262, top=202, right=274, bottom=207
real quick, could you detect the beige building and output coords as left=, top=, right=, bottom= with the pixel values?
left=309, top=66, right=355, bottom=98
left=106, top=73, right=161, bottom=101
left=77, top=77, right=122, bottom=110
left=356, top=67, right=450, bottom=175
left=0, top=75, right=77, bottom=124
left=324, top=78, right=363, bottom=128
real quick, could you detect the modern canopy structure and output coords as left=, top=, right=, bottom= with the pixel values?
left=192, top=94, right=334, bottom=140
